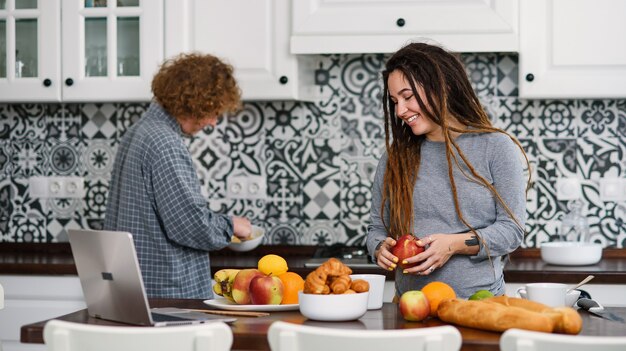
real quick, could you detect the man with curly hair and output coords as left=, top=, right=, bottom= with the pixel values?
left=104, top=53, right=252, bottom=299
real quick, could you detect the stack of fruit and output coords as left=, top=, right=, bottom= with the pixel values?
left=391, top=234, right=495, bottom=321
left=212, top=254, right=305, bottom=305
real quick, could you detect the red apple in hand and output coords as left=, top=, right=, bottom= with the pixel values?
left=249, top=275, right=284, bottom=305
left=391, top=234, right=424, bottom=268
left=399, top=290, right=430, bottom=321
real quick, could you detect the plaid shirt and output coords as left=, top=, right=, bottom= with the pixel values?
left=104, top=102, right=232, bottom=298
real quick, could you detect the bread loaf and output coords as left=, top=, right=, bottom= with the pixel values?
left=437, top=298, right=554, bottom=333
left=486, top=295, right=582, bottom=334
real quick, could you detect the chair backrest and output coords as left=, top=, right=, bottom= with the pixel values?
left=0, top=283, right=3, bottom=351
left=43, top=320, right=233, bottom=351
left=267, top=321, right=462, bottom=351
left=501, top=328, right=626, bottom=351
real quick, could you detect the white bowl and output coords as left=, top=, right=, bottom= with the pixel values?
left=298, top=291, right=369, bottom=322
left=540, top=242, right=602, bottom=266
left=518, top=287, right=581, bottom=307
left=227, top=225, right=265, bottom=252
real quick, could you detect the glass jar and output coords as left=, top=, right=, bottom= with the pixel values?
left=559, top=200, right=590, bottom=242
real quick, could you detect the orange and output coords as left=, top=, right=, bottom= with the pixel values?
left=278, top=272, right=305, bottom=304
left=258, top=254, right=288, bottom=276
left=421, top=281, right=456, bottom=317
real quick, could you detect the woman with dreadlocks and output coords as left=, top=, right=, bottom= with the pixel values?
left=366, top=42, right=530, bottom=299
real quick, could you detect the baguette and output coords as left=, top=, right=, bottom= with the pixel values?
left=437, top=298, right=554, bottom=333
left=486, top=295, right=582, bottom=335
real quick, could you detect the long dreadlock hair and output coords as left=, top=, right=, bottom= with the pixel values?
left=381, top=42, right=531, bottom=246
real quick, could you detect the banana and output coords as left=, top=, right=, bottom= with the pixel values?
left=213, top=269, right=240, bottom=302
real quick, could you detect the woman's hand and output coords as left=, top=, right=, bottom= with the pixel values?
left=232, top=216, right=252, bottom=240
left=375, top=237, right=399, bottom=271
left=401, top=234, right=457, bottom=275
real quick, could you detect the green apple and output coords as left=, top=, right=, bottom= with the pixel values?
left=469, top=290, right=494, bottom=301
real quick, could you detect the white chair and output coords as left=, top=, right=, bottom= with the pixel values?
left=43, top=320, right=232, bottom=351
left=0, top=282, right=3, bottom=351
left=501, top=328, right=626, bottom=351
left=267, top=320, right=462, bottom=351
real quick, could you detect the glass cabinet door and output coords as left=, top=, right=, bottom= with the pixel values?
left=62, top=0, right=163, bottom=101
left=0, top=0, right=61, bottom=101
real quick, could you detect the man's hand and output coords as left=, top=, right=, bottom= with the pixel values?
left=232, top=216, right=252, bottom=240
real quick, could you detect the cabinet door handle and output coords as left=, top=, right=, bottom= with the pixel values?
left=525, top=73, right=534, bottom=82
left=65, top=78, right=74, bottom=86
left=396, top=18, right=406, bottom=27
left=43, top=79, right=52, bottom=87
left=279, top=76, right=288, bottom=85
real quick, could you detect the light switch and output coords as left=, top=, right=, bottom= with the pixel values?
left=556, top=178, right=581, bottom=200
left=29, top=177, right=49, bottom=198
left=599, top=178, right=625, bottom=201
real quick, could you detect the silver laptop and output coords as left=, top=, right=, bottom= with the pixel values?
left=68, top=229, right=235, bottom=326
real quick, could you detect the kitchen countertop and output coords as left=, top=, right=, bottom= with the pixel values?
left=20, top=299, right=626, bottom=350
left=2, top=243, right=626, bottom=284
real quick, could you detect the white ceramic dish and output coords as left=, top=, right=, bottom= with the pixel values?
left=540, top=242, right=602, bottom=266
left=203, top=297, right=298, bottom=312
left=227, top=225, right=265, bottom=252
left=350, top=274, right=385, bottom=310
left=298, top=291, right=369, bottom=322
left=518, top=287, right=581, bottom=307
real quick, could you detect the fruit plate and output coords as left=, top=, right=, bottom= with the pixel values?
left=203, top=297, right=299, bottom=312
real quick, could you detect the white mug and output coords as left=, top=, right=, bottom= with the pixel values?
left=517, top=282, right=567, bottom=307
left=350, top=274, right=385, bottom=310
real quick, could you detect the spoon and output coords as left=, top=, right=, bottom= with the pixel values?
left=567, top=274, right=594, bottom=293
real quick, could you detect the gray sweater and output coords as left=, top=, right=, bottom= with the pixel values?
left=366, top=132, right=526, bottom=299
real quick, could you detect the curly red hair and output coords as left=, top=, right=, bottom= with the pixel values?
left=151, top=53, right=241, bottom=120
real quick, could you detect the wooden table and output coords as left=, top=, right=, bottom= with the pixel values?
left=21, top=300, right=626, bottom=351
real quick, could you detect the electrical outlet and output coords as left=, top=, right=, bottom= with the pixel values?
left=226, top=175, right=266, bottom=199
left=64, top=177, right=85, bottom=198
left=556, top=178, right=581, bottom=200
left=28, top=176, right=85, bottom=198
left=246, top=176, right=266, bottom=199
left=226, top=176, right=247, bottom=198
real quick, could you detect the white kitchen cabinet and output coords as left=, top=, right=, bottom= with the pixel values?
left=0, top=275, right=85, bottom=351
left=519, top=0, right=626, bottom=98
left=0, top=0, right=163, bottom=102
left=166, top=0, right=316, bottom=101
left=291, top=0, right=519, bottom=54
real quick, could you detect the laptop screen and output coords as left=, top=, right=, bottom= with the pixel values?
left=68, top=229, right=157, bottom=326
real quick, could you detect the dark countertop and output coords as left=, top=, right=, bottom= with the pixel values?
left=20, top=299, right=626, bottom=350
left=2, top=243, right=626, bottom=284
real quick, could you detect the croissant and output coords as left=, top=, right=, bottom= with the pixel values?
left=350, top=279, right=369, bottom=293
left=303, top=269, right=329, bottom=294
left=330, top=275, right=352, bottom=294
left=303, top=258, right=355, bottom=295
left=320, top=257, right=353, bottom=276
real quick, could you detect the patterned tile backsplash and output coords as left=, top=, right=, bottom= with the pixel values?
left=1, top=53, right=625, bottom=248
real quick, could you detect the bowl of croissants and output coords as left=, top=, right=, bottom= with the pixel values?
left=299, top=258, right=370, bottom=321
